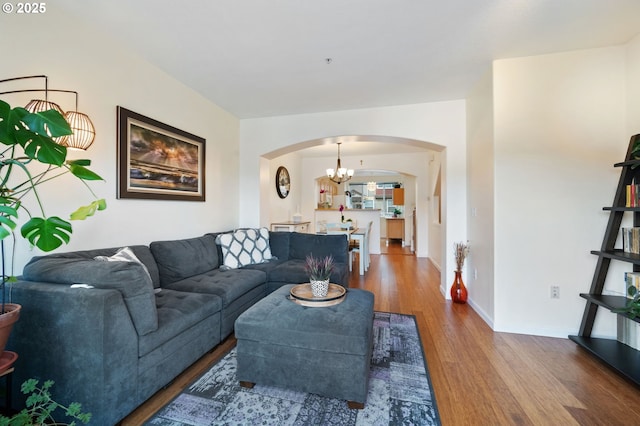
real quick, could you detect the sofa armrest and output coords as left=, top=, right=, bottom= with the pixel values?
left=8, top=280, right=139, bottom=426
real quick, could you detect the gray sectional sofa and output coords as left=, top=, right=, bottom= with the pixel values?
left=7, top=229, right=349, bottom=426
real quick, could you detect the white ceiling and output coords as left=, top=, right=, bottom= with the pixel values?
left=56, top=0, right=640, bottom=121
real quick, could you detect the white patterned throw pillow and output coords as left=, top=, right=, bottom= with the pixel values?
left=95, top=246, right=153, bottom=282
left=216, top=227, right=273, bottom=269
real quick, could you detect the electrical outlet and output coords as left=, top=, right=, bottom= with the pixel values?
left=550, top=285, right=560, bottom=299
left=474, top=268, right=478, bottom=280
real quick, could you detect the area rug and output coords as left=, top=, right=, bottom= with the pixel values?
left=145, top=312, right=441, bottom=425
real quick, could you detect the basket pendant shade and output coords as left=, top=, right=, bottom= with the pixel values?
left=24, top=99, right=64, bottom=115
left=59, top=111, right=96, bottom=149
left=24, top=99, right=95, bottom=150
left=1, top=76, right=97, bottom=151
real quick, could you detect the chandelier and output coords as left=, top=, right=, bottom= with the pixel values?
left=0, top=75, right=96, bottom=150
left=326, top=142, right=354, bottom=184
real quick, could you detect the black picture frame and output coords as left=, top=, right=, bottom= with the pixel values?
left=276, top=166, right=290, bottom=198
left=117, top=107, right=205, bottom=201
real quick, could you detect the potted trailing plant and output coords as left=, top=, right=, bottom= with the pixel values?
left=613, top=286, right=640, bottom=319
left=305, top=254, right=334, bottom=298
left=0, top=99, right=106, bottom=352
left=0, top=378, right=91, bottom=425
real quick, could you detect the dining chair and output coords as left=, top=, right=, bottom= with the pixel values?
left=316, top=220, right=327, bottom=233
left=351, top=221, right=373, bottom=272
left=327, top=228, right=354, bottom=271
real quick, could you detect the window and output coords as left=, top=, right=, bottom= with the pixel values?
left=349, top=181, right=400, bottom=214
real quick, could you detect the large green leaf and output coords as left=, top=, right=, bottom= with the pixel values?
left=21, top=109, right=72, bottom=138
left=21, top=216, right=72, bottom=252
left=0, top=197, right=18, bottom=240
left=0, top=216, right=16, bottom=239
left=68, top=160, right=103, bottom=181
left=5, top=107, right=70, bottom=165
left=19, top=132, right=67, bottom=166
left=70, top=199, right=107, bottom=220
left=0, top=100, right=12, bottom=146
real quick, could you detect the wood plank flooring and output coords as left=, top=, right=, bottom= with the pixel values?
left=121, top=240, right=640, bottom=425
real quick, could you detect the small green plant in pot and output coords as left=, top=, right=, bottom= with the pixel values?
left=0, top=379, right=91, bottom=425
left=613, top=286, right=640, bottom=319
left=305, top=254, right=334, bottom=298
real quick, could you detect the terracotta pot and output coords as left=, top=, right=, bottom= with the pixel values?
left=0, top=303, right=21, bottom=354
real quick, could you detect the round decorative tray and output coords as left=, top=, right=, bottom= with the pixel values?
left=289, top=283, right=346, bottom=307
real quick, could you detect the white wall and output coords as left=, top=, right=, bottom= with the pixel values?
left=269, top=152, right=303, bottom=224
left=466, top=70, right=496, bottom=326
left=1, top=4, right=240, bottom=273
left=240, top=101, right=467, bottom=292
left=627, top=33, right=640, bottom=135
left=492, top=46, right=627, bottom=338
left=427, top=151, right=443, bottom=269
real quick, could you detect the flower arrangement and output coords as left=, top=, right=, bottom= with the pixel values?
left=339, top=204, right=345, bottom=222
left=454, top=241, right=469, bottom=272
left=305, top=254, right=334, bottom=281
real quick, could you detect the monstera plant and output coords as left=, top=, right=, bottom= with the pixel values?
left=0, top=99, right=106, bottom=350
left=0, top=99, right=106, bottom=251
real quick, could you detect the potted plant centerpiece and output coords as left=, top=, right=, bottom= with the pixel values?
left=305, top=254, right=334, bottom=298
left=0, top=99, right=106, bottom=354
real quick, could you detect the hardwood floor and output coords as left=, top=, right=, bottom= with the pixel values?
left=121, top=241, right=640, bottom=425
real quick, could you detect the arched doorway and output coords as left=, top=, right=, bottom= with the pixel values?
left=260, top=135, right=444, bottom=265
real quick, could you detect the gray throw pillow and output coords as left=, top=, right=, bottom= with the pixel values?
left=150, top=234, right=219, bottom=285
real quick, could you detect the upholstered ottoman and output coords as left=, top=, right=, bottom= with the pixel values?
left=235, top=284, right=375, bottom=408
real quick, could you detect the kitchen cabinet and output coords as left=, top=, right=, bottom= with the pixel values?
left=386, top=218, right=404, bottom=245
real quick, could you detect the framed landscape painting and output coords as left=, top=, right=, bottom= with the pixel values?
left=117, top=107, right=205, bottom=201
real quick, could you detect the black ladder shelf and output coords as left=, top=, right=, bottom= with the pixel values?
left=569, top=134, right=640, bottom=386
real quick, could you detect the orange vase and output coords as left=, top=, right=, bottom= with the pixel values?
left=450, top=270, right=468, bottom=304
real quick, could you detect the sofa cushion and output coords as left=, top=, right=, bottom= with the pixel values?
left=163, top=268, right=267, bottom=308
left=216, top=228, right=272, bottom=269
left=240, top=258, right=286, bottom=279
left=267, top=231, right=290, bottom=260
left=268, top=259, right=348, bottom=286
left=138, top=289, right=221, bottom=357
left=22, top=256, right=158, bottom=336
left=150, top=235, right=219, bottom=286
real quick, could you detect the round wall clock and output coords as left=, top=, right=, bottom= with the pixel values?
left=276, top=166, right=290, bottom=198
